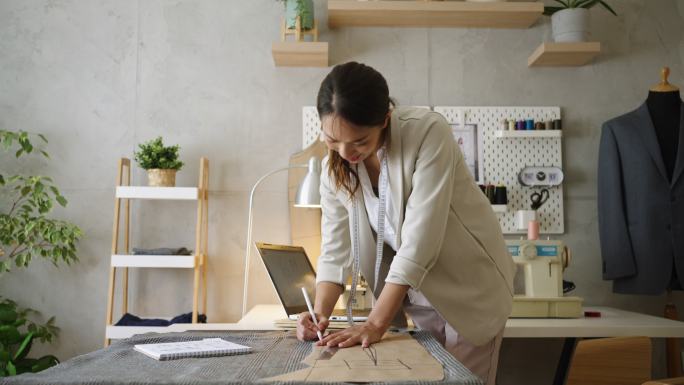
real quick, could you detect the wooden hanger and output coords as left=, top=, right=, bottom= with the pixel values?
left=650, top=67, right=680, bottom=92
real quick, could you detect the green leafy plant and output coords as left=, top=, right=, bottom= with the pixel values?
left=0, top=130, right=81, bottom=273
left=276, top=0, right=308, bottom=11
left=276, top=0, right=312, bottom=28
left=133, top=137, right=184, bottom=170
left=544, top=0, right=617, bottom=16
left=0, top=298, right=59, bottom=376
left=0, top=129, right=82, bottom=376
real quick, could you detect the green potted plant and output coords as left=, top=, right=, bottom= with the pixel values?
left=277, top=0, right=314, bottom=31
left=0, top=129, right=82, bottom=376
left=544, top=0, right=617, bottom=42
left=134, top=137, right=184, bottom=187
left=0, top=298, right=59, bottom=376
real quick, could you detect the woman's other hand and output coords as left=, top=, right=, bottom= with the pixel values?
left=317, top=322, right=386, bottom=348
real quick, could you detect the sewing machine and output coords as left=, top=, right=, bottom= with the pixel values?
left=507, top=239, right=583, bottom=318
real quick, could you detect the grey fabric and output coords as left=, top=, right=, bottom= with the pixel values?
left=132, top=247, right=192, bottom=255
left=598, top=102, right=684, bottom=294
left=1, top=330, right=481, bottom=385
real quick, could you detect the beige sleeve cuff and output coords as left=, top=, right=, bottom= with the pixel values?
left=385, top=256, right=429, bottom=289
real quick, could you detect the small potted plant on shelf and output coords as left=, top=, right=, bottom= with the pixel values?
left=134, top=136, right=184, bottom=187
left=277, top=0, right=314, bottom=32
left=544, top=0, right=617, bottom=43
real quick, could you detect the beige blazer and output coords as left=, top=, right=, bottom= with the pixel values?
left=316, top=107, right=515, bottom=345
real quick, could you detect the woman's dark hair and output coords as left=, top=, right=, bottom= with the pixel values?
left=317, top=62, right=393, bottom=197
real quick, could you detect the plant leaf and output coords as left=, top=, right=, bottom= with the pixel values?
left=37, top=134, right=47, bottom=143
left=544, top=6, right=565, bottom=15
left=0, top=309, right=17, bottom=323
left=55, top=196, right=67, bottom=207
left=13, top=332, right=33, bottom=361
left=598, top=0, right=617, bottom=15
left=575, top=0, right=595, bottom=7
left=7, top=360, right=16, bottom=376
left=31, top=355, right=59, bottom=372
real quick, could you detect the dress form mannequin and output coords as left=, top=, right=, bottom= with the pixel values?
left=648, top=67, right=682, bottom=377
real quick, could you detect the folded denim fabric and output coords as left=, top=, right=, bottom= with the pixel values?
left=115, top=312, right=207, bottom=326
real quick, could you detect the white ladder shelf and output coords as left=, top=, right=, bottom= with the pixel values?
left=104, top=157, right=209, bottom=345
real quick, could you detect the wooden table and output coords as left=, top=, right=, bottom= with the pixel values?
left=236, top=305, right=684, bottom=385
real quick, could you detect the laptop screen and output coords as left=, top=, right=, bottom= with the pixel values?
left=256, top=243, right=317, bottom=316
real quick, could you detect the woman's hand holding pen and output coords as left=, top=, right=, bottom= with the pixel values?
left=296, top=312, right=329, bottom=341
left=319, top=283, right=409, bottom=349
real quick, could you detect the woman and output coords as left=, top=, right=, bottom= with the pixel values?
left=296, top=62, right=515, bottom=385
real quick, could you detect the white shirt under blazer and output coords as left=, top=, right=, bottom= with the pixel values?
left=316, top=107, right=516, bottom=346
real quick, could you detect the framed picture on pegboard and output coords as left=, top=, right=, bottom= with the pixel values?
left=450, top=123, right=484, bottom=184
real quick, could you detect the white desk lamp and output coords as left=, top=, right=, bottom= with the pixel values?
left=242, top=156, right=321, bottom=316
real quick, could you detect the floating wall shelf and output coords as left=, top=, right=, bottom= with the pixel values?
left=492, top=204, right=507, bottom=213
left=272, top=42, right=329, bottom=67
left=528, top=42, right=601, bottom=67
left=328, top=0, right=544, bottom=29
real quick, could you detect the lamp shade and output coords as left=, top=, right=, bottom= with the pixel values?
left=294, top=156, right=321, bottom=208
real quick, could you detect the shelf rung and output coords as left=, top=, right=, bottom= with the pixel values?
left=106, top=325, right=170, bottom=339
left=115, top=186, right=199, bottom=200
left=111, top=254, right=197, bottom=268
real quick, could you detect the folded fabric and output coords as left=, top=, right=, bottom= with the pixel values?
left=115, top=312, right=207, bottom=326
left=132, top=247, right=192, bottom=255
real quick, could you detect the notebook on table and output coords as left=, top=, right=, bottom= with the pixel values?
left=134, top=338, right=252, bottom=361
left=255, top=242, right=370, bottom=322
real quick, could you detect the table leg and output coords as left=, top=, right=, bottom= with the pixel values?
left=553, top=337, right=578, bottom=385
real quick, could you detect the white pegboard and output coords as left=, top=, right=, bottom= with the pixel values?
left=434, top=106, right=563, bottom=234
left=302, top=106, right=564, bottom=234
left=303, top=107, right=321, bottom=148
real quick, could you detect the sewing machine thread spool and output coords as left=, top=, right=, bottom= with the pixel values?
left=508, top=120, right=516, bottom=131
left=527, top=220, right=539, bottom=240
left=553, top=119, right=562, bottom=130
left=525, top=120, right=534, bottom=130
left=485, top=184, right=496, bottom=203
left=493, top=185, right=507, bottom=204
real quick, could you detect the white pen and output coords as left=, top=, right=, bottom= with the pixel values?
left=301, top=287, right=324, bottom=342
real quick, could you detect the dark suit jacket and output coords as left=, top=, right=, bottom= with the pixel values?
left=598, top=102, right=684, bottom=294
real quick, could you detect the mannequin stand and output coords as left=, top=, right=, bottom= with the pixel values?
left=665, top=289, right=683, bottom=377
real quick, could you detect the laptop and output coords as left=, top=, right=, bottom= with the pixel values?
left=255, top=242, right=370, bottom=322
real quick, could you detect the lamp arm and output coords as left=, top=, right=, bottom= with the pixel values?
left=242, top=164, right=308, bottom=317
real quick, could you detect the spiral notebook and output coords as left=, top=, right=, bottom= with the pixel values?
left=134, top=338, right=252, bottom=361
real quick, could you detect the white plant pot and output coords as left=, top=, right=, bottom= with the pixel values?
left=551, top=8, right=590, bottom=42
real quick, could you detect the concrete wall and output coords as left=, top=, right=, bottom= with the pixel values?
left=1, top=0, right=683, bottom=383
